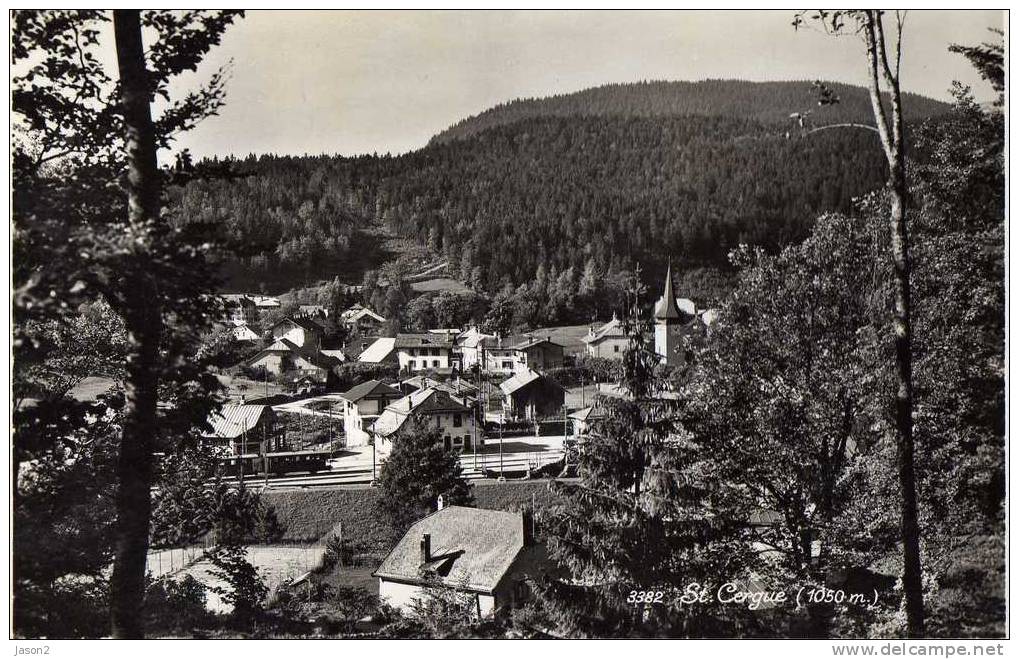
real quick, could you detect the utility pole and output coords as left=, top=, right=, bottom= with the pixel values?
left=498, top=413, right=505, bottom=480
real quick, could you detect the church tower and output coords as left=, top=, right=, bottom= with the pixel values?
left=654, top=263, right=685, bottom=367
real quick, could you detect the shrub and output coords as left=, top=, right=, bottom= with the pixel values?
left=145, top=574, right=211, bottom=633
left=207, top=543, right=269, bottom=623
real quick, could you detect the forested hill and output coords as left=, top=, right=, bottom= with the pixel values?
left=177, top=80, right=949, bottom=313
left=431, top=80, right=950, bottom=145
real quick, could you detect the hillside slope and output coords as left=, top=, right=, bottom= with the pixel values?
left=177, top=80, right=949, bottom=311
left=431, top=79, right=949, bottom=145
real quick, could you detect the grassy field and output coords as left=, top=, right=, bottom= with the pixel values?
left=409, top=277, right=473, bottom=295
left=527, top=323, right=595, bottom=356
left=263, top=479, right=559, bottom=548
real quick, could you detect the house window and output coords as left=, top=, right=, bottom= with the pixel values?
left=453, top=414, right=462, bottom=427
left=614, top=344, right=620, bottom=353
left=432, top=359, right=439, bottom=368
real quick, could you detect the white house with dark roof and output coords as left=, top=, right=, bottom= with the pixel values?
left=393, top=333, right=455, bottom=372
left=266, top=316, right=324, bottom=352
left=374, top=505, right=547, bottom=618
left=371, top=387, right=477, bottom=453
left=339, top=379, right=402, bottom=447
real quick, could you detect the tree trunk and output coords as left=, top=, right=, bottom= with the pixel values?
left=861, top=11, right=924, bottom=637
left=109, top=9, right=163, bottom=639
left=888, top=164, right=925, bottom=637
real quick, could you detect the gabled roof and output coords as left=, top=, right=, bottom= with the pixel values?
left=358, top=337, right=397, bottom=363
left=502, top=334, right=564, bottom=351
left=568, top=406, right=606, bottom=422
left=394, top=333, right=454, bottom=350
left=374, top=506, right=528, bottom=593
left=204, top=404, right=272, bottom=440
left=499, top=369, right=541, bottom=396
left=340, top=305, right=386, bottom=323
left=340, top=379, right=401, bottom=403
left=269, top=315, right=324, bottom=335
left=243, top=337, right=340, bottom=371
left=582, top=316, right=625, bottom=344
left=371, top=388, right=470, bottom=437
left=251, top=296, right=281, bottom=308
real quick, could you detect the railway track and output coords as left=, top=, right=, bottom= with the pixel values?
left=234, top=449, right=565, bottom=490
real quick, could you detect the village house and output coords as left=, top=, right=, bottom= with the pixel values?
left=499, top=368, right=566, bottom=421
left=251, top=295, right=281, bottom=317
left=400, top=374, right=480, bottom=408
left=357, top=336, right=398, bottom=364
left=458, top=329, right=566, bottom=375
left=266, top=315, right=325, bottom=352
left=371, top=387, right=478, bottom=453
left=582, top=313, right=627, bottom=359
left=298, top=304, right=328, bottom=318
left=339, top=304, right=386, bottom=334
left=201, top=403, right=277, bottom=455
left=568, top=405, right=606, bottom=437
left=217, top=294, right=260, bottom=326
left=374, top=505, right=547, bottom=618
left=509, top=335, right=565, bottom=372
left=229, top=320, right=261, bottom=343
left=241, top=337, right=340, bottom=382
left=339, top=379, right=402, bottom=447
left=394, top=333, right=456, bottom=373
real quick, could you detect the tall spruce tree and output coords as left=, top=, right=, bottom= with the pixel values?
left=532, top=274, right=754, bottom=638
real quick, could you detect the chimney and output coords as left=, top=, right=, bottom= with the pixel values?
left=521, top=510, right=534, bottom=547
left=437, top=494, right=445, bottom=511
left=420, top=533, right=431, bottom=562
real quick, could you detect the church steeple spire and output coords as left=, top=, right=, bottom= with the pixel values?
left=653, top=261, right=681, bottom=321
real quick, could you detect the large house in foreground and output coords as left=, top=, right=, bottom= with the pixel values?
left=374, top=505, right=547, bottom=618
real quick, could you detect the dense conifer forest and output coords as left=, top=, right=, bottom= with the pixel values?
left=173, top=80, right=949, bottom=309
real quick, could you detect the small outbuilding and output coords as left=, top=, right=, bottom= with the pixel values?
left=499, top=368, right=566, bottom=421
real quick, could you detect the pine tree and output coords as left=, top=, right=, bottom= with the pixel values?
left=531, top=274, right=754, bottom=638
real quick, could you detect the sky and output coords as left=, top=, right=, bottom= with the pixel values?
left=151, top=10, right=1003, bottom=159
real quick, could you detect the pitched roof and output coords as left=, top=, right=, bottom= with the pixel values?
left=371, top=388, right=470, bottom=437
left=394, top=333, right=454, bottom=350
left=654, top=263, right=682, bottom=320
left=499, top=333, right=564, bottom=351
left=269, top=315, right=324, bottom=334
left=358, top=337, right=396, bottom=363
left=340, top=379, right=401, bottom=403
left=204, top=404, right=271, bottom=440
left=340, top=305, right=386, bottom=323
left=582, top=316, right=624, bottom=344
left=499, top=369, right=542, bottom=396
left=374, top=506, right=527, bottom=593
left=568, top=406, right=606, bottom=422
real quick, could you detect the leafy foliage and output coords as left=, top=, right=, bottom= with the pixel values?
left=376, top=419, right=474, bottom=531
